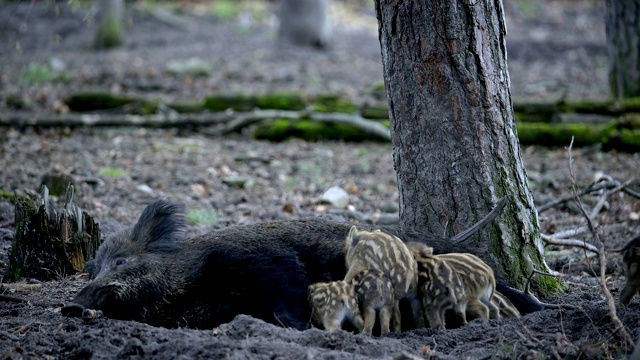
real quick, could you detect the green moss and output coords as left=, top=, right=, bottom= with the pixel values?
left=368, top=82, right=387, bottom=99
left=535, top=272, right=567, bottom=295
left=187, top=209, right=217, bottom=227
left=19, top=63, right=72, bottom=85
left=203, top=94, right=256, bottom=112
left=618, top=97, right=640, bottom=111
left=253, top=119, right=385, bottom=142
left=98, top=167, right=128, bottom=178
left=311, top=95, right=359, bottom=114
left=360, top=105, right=389, bottom=119
left=169, top=102, right=205, bottom=113
left=211, top=0, right=239, bottom=19
left=517, top=122, right=607, bottom=147
left=558, top=99, right=613, bottom=114
left=94, top=16, right=123, bottom=49
left=254, top=93, right=305, bottom=111
left=0, top=190, right=30, bottom=204
left=64, top=93, right=143, bottom=112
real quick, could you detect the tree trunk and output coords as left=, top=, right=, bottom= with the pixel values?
left=94, top=0, right=124, bottom=49
left=374, top=1, right=556, bottom=292
left=606, top=0, right=640, bottom=99
left=5, top=185, right=101, bottom=281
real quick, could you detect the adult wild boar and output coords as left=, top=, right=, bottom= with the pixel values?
left=62, top=199, right=540, bottom=330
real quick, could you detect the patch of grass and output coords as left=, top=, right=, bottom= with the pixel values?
left=187, top=208, right=217, bottom=227
left=98, top=167, right=128, bottom=178
left=516, top=0, right=536, bottom=17
left=211, top=0, right=239, bottom=19
left=19, top=63, right=72, bottom=85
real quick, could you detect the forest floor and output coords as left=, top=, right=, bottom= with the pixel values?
left=1, top=0, right=639, bottom=359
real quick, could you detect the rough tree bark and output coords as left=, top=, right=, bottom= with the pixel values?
left=5, top=185, right=101, bottom=282
left=374, top=1, right=557, bottom=291
left=606, top=0, right=640, bottom=99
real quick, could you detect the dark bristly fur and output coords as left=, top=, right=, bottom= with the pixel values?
left=619, top=235, right=640, bottom=306
left=63, top=198, right=541, bottom=330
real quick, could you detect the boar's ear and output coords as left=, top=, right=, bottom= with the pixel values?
left=85, top=259, right=97, bottom=279
left=131, top=200, right=186, bottom=252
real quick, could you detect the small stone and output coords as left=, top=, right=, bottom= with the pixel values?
left=379, top=201, right=399, bottom=213
left=222, top=176, right=249, bottom=188
left=136, top=184, right=153, bottom=194
left=376, top=213, right=399, bottom=225
left=318, top=186, right=349, bottom=208
left=630, top=212, right=640, bottom=221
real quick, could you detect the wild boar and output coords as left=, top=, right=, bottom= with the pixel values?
left=63, top=198, right=540, bottom=330
left=619, top=235, right=640, bottom=306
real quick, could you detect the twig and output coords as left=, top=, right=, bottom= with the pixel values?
left=537, top=180, right=623, bottom=213
left=540, top=233, right=599, bottom=254
left=523, top=269, right=581, bottom=311
left=588, top=179, right=633, bottom=220
left=0, top=294, right=28, bottom=303
left=550, top=226, right=588, bottom=239
left=566, top=137, right=633, bottom=350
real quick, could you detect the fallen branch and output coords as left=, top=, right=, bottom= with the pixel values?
left=549, top=227, right=588, bottom=239
left=220, top=109, right=391, bottom=140
left=588, top=179, right=633, bottom=220
left=540, top=233, right=599, bottom=254
left=0, top=294, right=28, bottom=303
left=537, top=179, right=626, bottom=213
left=566, top=138, right=633, bottom=350
left=1, top=109, right=392, bottom=141
left=0, top=111, right=233, bottom=127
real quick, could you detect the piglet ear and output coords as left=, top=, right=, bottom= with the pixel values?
left=131, top=200, right=187, bottom=252
left=347, top=225, right=360, bottom=248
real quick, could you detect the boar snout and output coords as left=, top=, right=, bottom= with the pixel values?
left=61, top=303, right=87, bottom=318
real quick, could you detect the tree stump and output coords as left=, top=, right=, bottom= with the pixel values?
left=4, top=185, right=101, bottom=282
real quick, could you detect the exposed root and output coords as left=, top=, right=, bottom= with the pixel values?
left=566, top=138, right=633, bottom=350
left=522, top=269, right=581, bottom=311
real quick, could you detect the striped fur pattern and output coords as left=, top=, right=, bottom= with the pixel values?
left=491, top=291, right=521, bottom=319
left=308, top=280, right=364, bottom=332
left=344, top=226, right=424, bottom=332
left=407, top=242, right=500, bottom=329
left=353, top=268, right=394, bottom=335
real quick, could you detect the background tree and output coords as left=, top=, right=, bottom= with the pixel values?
left=373, top=0, right=557, bottom=291
left=94, top=0, right=124, bottom=49
left=606, top=0, right=640, bottom=99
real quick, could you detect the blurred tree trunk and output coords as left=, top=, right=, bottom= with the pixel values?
left=373, top=1, right=557, bottom=292
left=276, top=0, right=330, bottom=48
left=606, top=0, right=640, bottom=99
left=95, top=0, right=124, bottom=49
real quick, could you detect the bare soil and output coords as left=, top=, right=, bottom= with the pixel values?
left=1, top=1, right=639, bottom=359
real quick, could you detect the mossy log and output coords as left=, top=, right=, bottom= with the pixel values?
left=64, top=93, right=158, bottom=114
left=517, top=120, right=640, bottom=151
left=4, top=185, right=101, bottom=282
left=253, top=119, right=390, bottom=142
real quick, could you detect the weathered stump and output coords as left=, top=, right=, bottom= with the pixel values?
left=4, top=185, right=101, bottom=281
